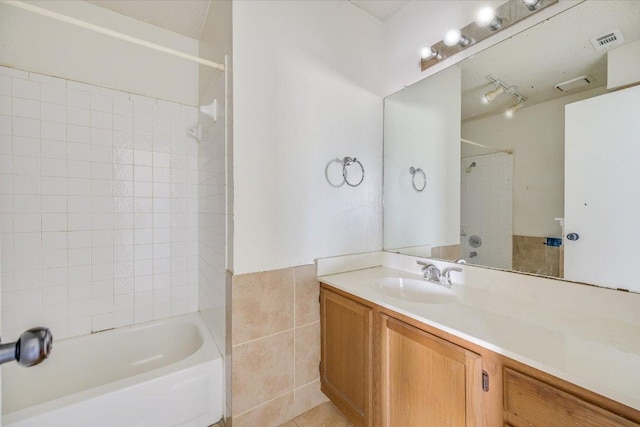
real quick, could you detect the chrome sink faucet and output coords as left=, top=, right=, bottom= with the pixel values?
left=417, top=261, right=462, bottom=288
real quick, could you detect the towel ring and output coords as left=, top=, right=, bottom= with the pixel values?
left=343, top=157, right=364, bottom=187
left=409, top=167, right=427, bottom=192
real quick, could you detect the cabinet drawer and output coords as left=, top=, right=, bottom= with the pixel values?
left=504, top=368, right=638, bottom=427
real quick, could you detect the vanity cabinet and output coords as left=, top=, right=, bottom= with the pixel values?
left=320, top=283, right=640, bottom=427
left=320, top=288, right=373, bottom=427
left=379, top=314, right=483, bottom=426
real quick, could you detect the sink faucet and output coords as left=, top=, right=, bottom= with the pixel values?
left=416, top=261, right=462, bottom=288
left=417, top=261, right=440, bottom=282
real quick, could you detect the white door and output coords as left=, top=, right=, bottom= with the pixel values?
left=564, top=85, right=640, bottom=291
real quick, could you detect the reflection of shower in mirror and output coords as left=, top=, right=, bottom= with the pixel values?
left=465, top=162, right=477, bottom=173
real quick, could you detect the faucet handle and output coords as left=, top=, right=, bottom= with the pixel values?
left=441, top=266, right=462, bottom=277
left=440, top=266, right=462, bottom=287
left=416, top=260, right=429, bottom=267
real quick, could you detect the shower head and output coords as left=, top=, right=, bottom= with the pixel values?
left=200, top=99, right=217, bottom=122
left=465, top=162, right=477, bottom=173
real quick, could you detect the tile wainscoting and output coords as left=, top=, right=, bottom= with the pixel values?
left=231, top=264, right=328, bottom=426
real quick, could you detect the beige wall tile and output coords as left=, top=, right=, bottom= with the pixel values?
left=295, top=321, right=320, bottom=387
left=431, top=244, right=461, bottom=260
left=233, top=268, right=294, bottom=345
left=233, top=392, right=294, bottom=427
left=226, top=270, right=234, bottom=421
left=294, top=264, right=319, bottom=327
left=293, top=401, right=352, bottom=427
left=233, top=330, right=294, bottom=415
left=294, top=380, right=329, bottom=418
left=513, top=235, right=560, bottom=277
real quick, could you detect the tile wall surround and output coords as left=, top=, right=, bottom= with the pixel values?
left=198, top=71, right=227, bottom=356
left=461, top=152, right=513, bottom=270
left=0, top=65, right=199, bottom=340
left=231, top=263, right=329, bottom=427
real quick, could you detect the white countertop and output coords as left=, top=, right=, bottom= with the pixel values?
left=319, top=264, right=640, bottom=411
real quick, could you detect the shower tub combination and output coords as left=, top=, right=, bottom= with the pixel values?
left=2, top=313, right=223, bottom=427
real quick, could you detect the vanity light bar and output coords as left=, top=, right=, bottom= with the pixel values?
left=420, top=0, right=558, bottom=71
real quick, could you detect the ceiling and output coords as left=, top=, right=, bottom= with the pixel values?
left=459, top=1, right=640, bottom=122
left=85, top=0, right=211, bottom=39
left=349, top=0, right=410, bottom=22
left=85, top=0, right=409, bottom=40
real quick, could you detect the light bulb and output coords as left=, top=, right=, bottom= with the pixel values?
left=475, top=6, right=502, bottom=31
left=444, top=29, right=461, bottom=47
left=420, top=47, right=439, bottom=60
left=443, top=29, right=471, bottom=47
left=483, top=86, right=505, bottom=104
left=522, top=0, right=542, bottom=11
left=505, top=101, right=525, bottom=117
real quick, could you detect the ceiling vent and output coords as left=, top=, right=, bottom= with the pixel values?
left=590, top=29, right=625, bottom=51
left=555, top=75, right=595, bottom=93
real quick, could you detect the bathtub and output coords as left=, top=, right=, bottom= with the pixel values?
left=2, top=312, right=223, bottom=427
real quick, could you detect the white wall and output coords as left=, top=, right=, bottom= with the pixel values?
left=383, top=0, right=580, bottom=96
left=232, top=1, right=385, bottom=274
left=0, top=66, right=200, bottom=341
left=0, top=0, right=199, bottom=106
left=462, top=86, right=606, bottom=237
left=384, top=66, right=461, bottom=251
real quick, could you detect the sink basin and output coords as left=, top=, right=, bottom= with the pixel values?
left=373, top=277, right=457, bottom=304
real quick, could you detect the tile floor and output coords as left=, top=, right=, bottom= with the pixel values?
left=279, top=402, right=352, bottom=427
left=211, top=401, right=351, bottom=427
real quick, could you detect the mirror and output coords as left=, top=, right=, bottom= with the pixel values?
left=383, top=0, right=640, bottom=290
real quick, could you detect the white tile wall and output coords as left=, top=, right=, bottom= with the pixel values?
left=0, top=66, right=199, bottom=340
left=460, top=152, right=513, bottom=269
left=198, top=74, right=227, bottom=354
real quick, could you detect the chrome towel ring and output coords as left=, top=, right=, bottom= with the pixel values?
left=409, top=167, right=427, bottom=192
left=343, top=157, right=364, bottom=187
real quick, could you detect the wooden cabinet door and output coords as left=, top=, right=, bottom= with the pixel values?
left=380, top=315, right=484, bottom=427
left=320, top=288, right=373, bottom=427
left=504, top=368, right=639, bottom=427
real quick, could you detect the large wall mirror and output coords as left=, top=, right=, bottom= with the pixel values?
left=383, top=0, right=640, bottom=291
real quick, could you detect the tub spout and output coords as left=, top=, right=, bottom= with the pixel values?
left=0, top=327, right=53, bottom=367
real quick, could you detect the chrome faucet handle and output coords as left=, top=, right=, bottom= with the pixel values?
left=442, top=266, right=462, bottom=276
left=0, top=327, right=53, bottom=367
left=440, top=266, right=462, bottom=286
left=416, top=260, right=430, bottom=267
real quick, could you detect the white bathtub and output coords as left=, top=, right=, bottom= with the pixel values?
left=2, top=313, right=223, bottom=427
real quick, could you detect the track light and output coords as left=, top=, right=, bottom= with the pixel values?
left=505, top=100, right=525, bottom=117
left=522, top=0, right=543, bottom=11
left=475, top=6, right=503, bottom=31
left=420, top=47, right=440, bottom=61
left=483, top=85, right=506, bottom=104
left=443, top=29, right=471, bottom=47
